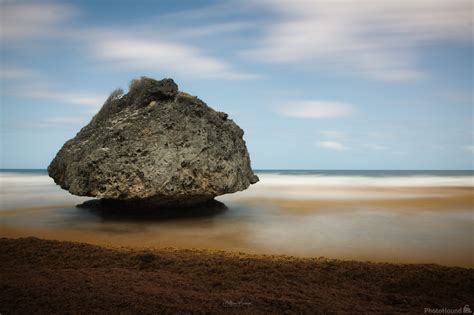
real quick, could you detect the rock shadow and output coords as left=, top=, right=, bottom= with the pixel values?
left=77, top=199, right=228, bottom=222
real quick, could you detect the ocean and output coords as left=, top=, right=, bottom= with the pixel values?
left=1, top=169, right=473, bottom=267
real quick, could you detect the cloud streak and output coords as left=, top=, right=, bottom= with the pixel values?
left=23, top=89, right=106, bottom=107
left=0, top=67, right=38, bottom=80
left=1, top=2, right=258, bottom=81
left=93, top=36, right=258, bottom=80
left=0, top=2, right=76, bottom=41
left=279, top=100, right=354, bottom=118
left=2, top=66, right=106, bottom=107
left=318, top=141, right=348, bottom=151
left=246, top=0, right=472, bottom=81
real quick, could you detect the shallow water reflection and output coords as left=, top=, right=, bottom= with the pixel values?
left=77, top=199, right=229, bottom=222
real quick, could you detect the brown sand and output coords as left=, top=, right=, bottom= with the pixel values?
left=1, top=237, right=473, bottom=314
left=237, top=187, right=474, bottom=215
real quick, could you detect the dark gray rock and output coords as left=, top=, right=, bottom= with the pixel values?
left=48, top=77, right=258, bottom=206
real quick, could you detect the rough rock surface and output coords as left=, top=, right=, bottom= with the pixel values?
left=48, top=77, right=258, bottom=206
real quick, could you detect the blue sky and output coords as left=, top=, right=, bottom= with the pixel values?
left=0, top=0, right=472, bottom=169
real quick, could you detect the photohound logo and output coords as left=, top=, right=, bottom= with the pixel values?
left=424, top=305, right=472, bottom=314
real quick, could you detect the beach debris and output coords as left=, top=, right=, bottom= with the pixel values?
left=48, top=77, right=258, bottom=207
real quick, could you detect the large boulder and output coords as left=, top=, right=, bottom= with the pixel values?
left=48, top=77, right=259, bottom=207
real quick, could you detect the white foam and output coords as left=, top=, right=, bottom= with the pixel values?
left=0, top=173, right=55, bottom=186
left=254, top=174, right=474, bottom=188
left=218, top=173, right=474, bottom=200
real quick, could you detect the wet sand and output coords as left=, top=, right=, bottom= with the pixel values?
left=1, top=237, right=473, bottom=314
left=236, top=187, right=473, bottom=212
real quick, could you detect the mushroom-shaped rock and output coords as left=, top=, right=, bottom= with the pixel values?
left=48, top=77, right=259, bottom=207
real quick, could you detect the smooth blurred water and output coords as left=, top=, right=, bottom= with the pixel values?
left=1, top=170, right=473, bottom=267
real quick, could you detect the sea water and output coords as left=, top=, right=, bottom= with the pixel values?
left=1, top=169, right=472, bottom=267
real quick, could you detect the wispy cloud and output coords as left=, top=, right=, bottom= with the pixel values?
left=93, top=36, right=258, bottom=80
left=2, top=66, right=106, bottom=107
left=1, top=2, right=258, bottom=81
left=43, top=116, right=91, bottom=125
left=279, top=101, right=354, bottom=118
left=318, top=132, right=389, bottom=152
left=2, top=1, right=471, bottom=82
left=25, top=115, right=92, bottom=129
left=0, top=67, right=38, bottom=80
left=0, top=2, right=76, bottom=41
left=246, top=0, right=472, bottom=81
left=318, top=141, right=348, bottom=151
left=23, top=89, right=106, bottom=107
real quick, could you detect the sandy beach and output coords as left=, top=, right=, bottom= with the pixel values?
left=1, top=237, right=473, bottom=314
left=1, top=170, right=473, bottom=313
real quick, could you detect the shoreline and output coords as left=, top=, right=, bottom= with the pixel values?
left=1, top=237, right=473, bottom=313
left=1, top=222, right=472, bottom=268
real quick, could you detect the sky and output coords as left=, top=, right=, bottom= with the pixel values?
left=0, top=0, right=472, bottom=170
